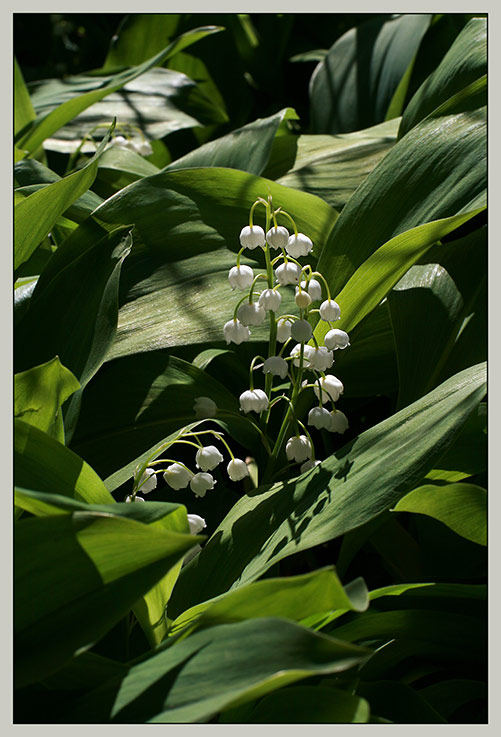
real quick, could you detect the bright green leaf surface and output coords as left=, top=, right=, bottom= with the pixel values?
left=102, top=14, right=182, bottom=69
left=71, top=618, right=370, bottom=723
left=14, top=419, right=114, bottom=505
left=14, top=357, right=80, bottom=442
left=17, top=26, right=222, bottom=153
left=399, top=17, right=486, bottom=137
left=168, top=567, right=368, bottom=638
left=14, top=129, right=112, bottom=271
left=393, top=482, right=487, bottom=545
left=310, top=14, right=432, bottom=133
left=276, top=119, right=398, bottom=210
left=316, top=110, right=486, bottom=301
left=14, top=512, right=201, bottom=686
left=168, top=363, right=486, bottom=616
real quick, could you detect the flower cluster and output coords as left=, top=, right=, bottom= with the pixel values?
left=110, top=134, right=153, bottom=157
left=222, top=194, right=351, bottom=477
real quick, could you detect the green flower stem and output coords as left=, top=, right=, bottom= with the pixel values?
left=248, top=273, right=268, bottom=301
left=276, top=209, right=298, bottom=235
left=235, top=247, right=246, bottom=268
left=249, top=355, right=267, bottom=390
left=311, top=271, right=332, bottom=300
left=216, top=410, right=272, bottom=456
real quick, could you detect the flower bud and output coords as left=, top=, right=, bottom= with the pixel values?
left=227, top=458, right=250, bottom=481
left=313, top=374, right=344, bottom=404
left=300, top=278, right=322, bottom=302
left=187, top=513, right=207, bottom=534
left=223, top=319, right=251, bottom=345
left=190, top=472, right=216, bottom=497
left=135, top=467, right=157, bottom=494
left=239, top=225, right=265, bottom=249
left=275, top=261, right=301, bottom=286
left=319, top=299, right=341, bottom=321
left=326, top=410, right=349, bottom=434
left=285, top=435, right=312, bottom=462
left=286, top=233, right=313, bottom=258
left=258, top=288, right=282, bottom=312
left=125, top=494, right=146, bottom=502
left=163, top=463, right=192, bottom=490
left=195, top=445, right=224, bottom=471
left=290, top=319, right=312, bottom=343
left=307, top=406, right=332, bottom=430
left=324, top=328, right=350, bottom=350
left=300, top=459, right=321, bottom=473
left=194, top=396, right=217, bottom=419
left=228, top=264, right=254, bottom=290
left=237, top=301, right=266, bottom=326
left=266, top=225, right=289, bottom=249
left=277, top=317, right=293, bottom=342
left=309, top=346, right=334, bottom=372
left=295, top=288, right=312, bottom=309
left=263, top=356, right=288, bottom=379
left=239, top=388, right=269, bottom=413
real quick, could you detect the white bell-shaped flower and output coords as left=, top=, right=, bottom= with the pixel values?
left=111, top=135, right=130, bottom=149
left=125, top=494, right=146, bottom=502
left=136, top=467, right=157, bottom=494
left=263, top=356, right=289, bottom=379
left=266, top=225, right=289, bottom=249
left=227, top=458, right=250, bottom=481
left=309, top=346, right=334, bottom=372
left=194, top=396, right=217, bottom=419
left=319, top=299, right=341, bottom=321
left=237, top=301, right=266, bottom=326
left=300, top=278, right=322, bottom=302
left=195, top=445, right=224, bottom=471
left=275, top=261, right=301, bottom=286
left=326, top=410, right=349, bottom=434
left=239, top=225, right=265, bottom=249
left=307, top=406, right=333, bottom=429
left=290, top=343, right=314, bottom=368
left=276, top=317, right=293, bottom=342
left=324, top=328, right=350, bottom=350
left=286, top=233, right=313, bottom=258
left=313, top=374, right=344, bottom=404
left=163, top=463, right=193, bottom=490
left=290, top=319, right=313, bottom=343
left=223, top=319, right=251, bottom=345
left=285, top=435, right=312, bottom=462
left=228, top=264, right=254, bottom=290
left=295, top=288, right=312, bottom=309
left=190, top=472, right=216, bottom=497
left=300, top=459, right=321, bottom=473
left=134, top=140, right=153, bottom=156
left=258, top=288, right=282, bottom=312
left=187, top=513, right=207, bottom=535
left=239, top=388, right=269, bottom=413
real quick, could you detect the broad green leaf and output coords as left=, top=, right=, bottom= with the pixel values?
left=94, top=146, right=160, bottom=198
left=315, top=110, right=486, bottom=301
left=15, top=158, right=103, bottom=220
left=387, top=226, right=487, bottom=407
left=42, top=68, right=227, bottom=155
left=165, top=50, right=228, bottom=127
left=15, top=226, right=132, bottom=435
left=164, top=108, right=298, bottom=176
left=14, top=512, right=201, bottom=686
left=168, top=567, right=368, bottom=638
left=168, top=363, right=486, bottom=616
left=69, top=354, right=250, bottom=482
left=14, top=58, right=35, bottom=138
left=102, top=14, right=182, bottom=69
left=420, top=679, right=487, bottom=720
left=399, top=17, right=486, bottom=137
left=243, top=685, right=370, bottom=723
left=275, top=119, right=398, bottom=210
left=14, top=357, right=80, bottom=442
left=69, top=618, right=370, bottom=723
left=14, top=128, right=112, bottom=271
left=17, top=26, right=223, bottom=154
left=89, top=167, right=336, bottom=358
left=393, top=482, right=486, bottom=545
left=14, top=419, right=114, bottom=505
left=310, top=14, right=432, bottom=134
left=314, top=209, right=483, bottom=346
